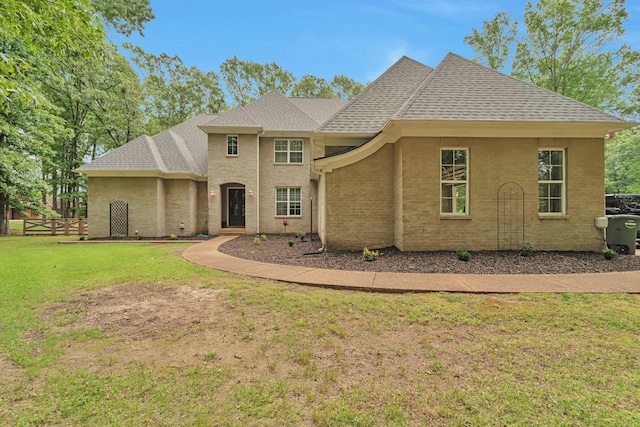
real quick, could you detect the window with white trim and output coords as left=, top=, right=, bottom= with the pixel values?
left=276, top=187, right=301, bottom=216
left=441, top=148, right=468, bottom=214
left=538, top=149, right=565, bottom=214
left=227, top=135, right=238, bottom=156
left=274, top=139, right=303, bottom=164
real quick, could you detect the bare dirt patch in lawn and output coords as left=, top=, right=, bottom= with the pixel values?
left=39, top=283, right=479, bottom=394
left=42, top=284, right=268, bottom=372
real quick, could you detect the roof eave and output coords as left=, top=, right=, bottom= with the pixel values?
left=198, top=125, right=264, bottom=134
left=76, top=169, right=207, bottom=181
left=386, top=119, right=636, bottom=138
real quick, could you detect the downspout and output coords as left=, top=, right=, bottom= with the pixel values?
left=256, top=129, right=265, bottom=234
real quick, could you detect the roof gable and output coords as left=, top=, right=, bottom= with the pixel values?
left=319, top=56, right=434, bottom=134
left=202, top=91, right=344, bottom=132
left=77, top=114, right=214, bottom=176
left=395, top=53, right=626, bottom=124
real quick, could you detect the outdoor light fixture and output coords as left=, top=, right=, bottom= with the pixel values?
left=248, top=190, right=253, bottom=197
left=210, top=190, right=215, bottom=197
left=179, top=222, right=185, bottom=230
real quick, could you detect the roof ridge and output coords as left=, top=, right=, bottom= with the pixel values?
left=319, top=56, right=433, bottom=132
left=392, top=57, right=447, bottom=120
left=448, top=53, right=626, bottom=123
left=280, top=92, right=324, bottom=126
left=144, top=135, right=168, bottom=172
left=168, top=130, right=199, bottom=173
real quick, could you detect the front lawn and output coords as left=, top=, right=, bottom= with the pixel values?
left=0, top=236, right=638, bottom=425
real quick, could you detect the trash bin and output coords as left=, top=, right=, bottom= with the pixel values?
left=606, top=215, right=640, bottom=255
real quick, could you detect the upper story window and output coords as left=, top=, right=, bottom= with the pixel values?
left=227, top=135, right=238, bottom=156
left=275, top=139, right=303, bottom=164
left=538, top=149, right=565, bottom=214
left=441, top=148, right=468, bottom=214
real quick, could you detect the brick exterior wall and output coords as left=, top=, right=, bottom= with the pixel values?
left=207, top=134, right=316, bottom=236
left=323, top=137, right=605, bottom=252
left=258, top=137, right=315, bottom=235
left=86, top=176, right=205, bottom=238
left=208, top=133, right=258, bottom=234
left=325, top=144, right=395, bottom=249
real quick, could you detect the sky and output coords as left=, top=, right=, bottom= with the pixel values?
left=112, top=0, right=640, bottom=84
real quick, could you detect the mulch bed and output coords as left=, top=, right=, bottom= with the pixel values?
left=218, top=234, right=640, bottom=274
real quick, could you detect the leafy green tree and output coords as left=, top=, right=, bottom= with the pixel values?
left=330, top=75, right=365, bottom=102
left=605, top=129, right=640, bottom=193
left=291, top=75, right=336, bottom=98
left=44, top=43, right=146, bottom=218
left=126, top=44, right=226, bottom=135
left=464, top=11, right=518, bottom=70
left=92, top=0, right=154, bottom=36
left=0, top=0, right=154, bottom=232
left=220, top=56, right=296, bottom=106
left=464, top=0, right=637, bottom=114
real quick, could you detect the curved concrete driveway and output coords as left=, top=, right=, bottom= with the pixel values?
left=183, top=236, right=640, bottom=293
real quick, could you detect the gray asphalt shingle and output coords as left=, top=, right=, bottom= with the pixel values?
left=77, top=114, right=214, bottom=175
left=396, top=53, right=626, bottom=123
left=319, top=57, right=434, bottom=133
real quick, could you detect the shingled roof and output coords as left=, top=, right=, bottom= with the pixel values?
left=319, top=57, right=434, bottom=134
left=319, top=53, right=627, bottom=134
left=77, top=114, right=214, bottom=176
left=201, top=91, right=344, bottom=132
left=394, top=53, right=627, bottom=123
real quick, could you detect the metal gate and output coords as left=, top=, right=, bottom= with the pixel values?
left=110, top=200, right=128, bottom=236
left=497, top=182, right=525, bottom=250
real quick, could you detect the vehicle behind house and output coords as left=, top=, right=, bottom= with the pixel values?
left=606, top=194, right=640, bottom=215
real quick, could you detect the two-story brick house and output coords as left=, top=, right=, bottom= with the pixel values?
left=78, top=53, right=636, bottom=252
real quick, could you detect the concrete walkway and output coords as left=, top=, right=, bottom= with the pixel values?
left=182, top=236, right=640, bottom=294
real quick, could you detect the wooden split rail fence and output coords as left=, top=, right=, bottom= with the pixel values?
left=23, top=218, right=88, bottom=236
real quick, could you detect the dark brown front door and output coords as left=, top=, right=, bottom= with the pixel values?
left=228, top=188, right=245, bottom=227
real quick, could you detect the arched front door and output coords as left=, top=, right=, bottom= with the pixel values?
left=227, top=188, right=245, bottom=227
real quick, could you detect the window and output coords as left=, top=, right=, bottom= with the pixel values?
left=276, top=187, right=301, bottom=216
left=441, top=149, right=468, bottom=214
left=538, top=149, right=565, bottom=214
left=227, top=135, right=238, bottom=156
left=275, top=139, right=303, bottom=164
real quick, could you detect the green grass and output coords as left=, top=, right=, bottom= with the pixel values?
left=9, top=220, right=23, bottom=231
left=1, top=236, right=639, bottom=426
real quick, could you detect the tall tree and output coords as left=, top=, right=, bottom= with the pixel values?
left=44, top=43, right=146, bottom=218
left=464, top=0, right=637, bottom=114
left=220, top=56, right=296, bottom=106
left=291, top=75, right=336, bottom=98
left=463, top=11, right=518, bottom=70
left=0, top=0, right=105, bottom=233
left=605, top=129, right=640, bottom=193
left=126, top=44, right=226, bottom=135
left=330, top=75, right=365, bottom=103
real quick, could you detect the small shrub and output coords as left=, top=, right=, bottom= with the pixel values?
left=363, top=247, right=379, bottom=262
left=602, top=248, right=617, bottom=260
left=260, top=234, right=267, bottom=241
left=254, top=237, right=261, bottom=245
left=518, top=242, right=534, bottom=257
left=111, top=234, right=124, bottom=240
left=456, top=250, right=471, bottom=261
left=169, top=234, right=178, bottom=240
left=79, top=236, right=86, bottom=241
left=287, top=240, right=295, bottom=247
